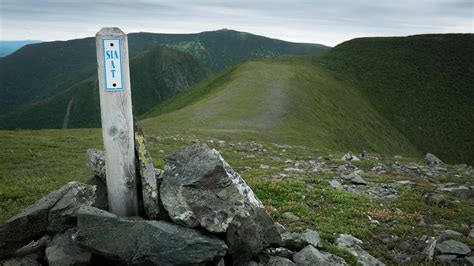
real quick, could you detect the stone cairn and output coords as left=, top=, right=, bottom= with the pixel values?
left=0, top=124, right=354, bottom=266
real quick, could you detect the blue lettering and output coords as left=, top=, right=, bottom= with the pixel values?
left=105, top=50, right=119, bottom=59
left=105, top=50, right=111, bottom=59
left=111, top=69, right=116, bottom=78
left=111, top=61, right=116, bottom=69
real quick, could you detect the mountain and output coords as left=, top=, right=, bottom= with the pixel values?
left=0, top=40, right=41, bottom=57
left=0, top=29, right=329, bottom=115
left=317, top=34, right=474, bottom=164
left=141, top=34, right=473, bottom=164
left=0, top=46, right=211, bottom=129
left=141, top=58, right=421, bottom=157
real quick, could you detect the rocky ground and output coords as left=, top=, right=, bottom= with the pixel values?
left=1, top=131, right=473, bottom=265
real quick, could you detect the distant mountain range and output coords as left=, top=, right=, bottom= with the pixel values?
left=0, top=29, right=328, bottom=116
left=0, top=40, right=42, bottom=57
left=0, top=30, right=472, bottom=164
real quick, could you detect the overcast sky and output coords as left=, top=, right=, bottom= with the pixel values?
left=0, top=0, right=472, bottom=46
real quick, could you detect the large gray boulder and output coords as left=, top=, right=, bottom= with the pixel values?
left=258, top=255, right=295, bottom=266
left=336, top=234, right=385, bottom=266
left=293, top=245, right=347, bottom=266
left=340, top=172, right=368, bottom=185
left=74, top=206, right=227, bottom=265
left=46, top=228, right=91, bottom=266
left=160, top=144, right=281, bottom=264
left=0, top=182, right=96, bottom=259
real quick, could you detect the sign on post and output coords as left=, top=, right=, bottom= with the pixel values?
left=96, top=27, right=138, bottom=217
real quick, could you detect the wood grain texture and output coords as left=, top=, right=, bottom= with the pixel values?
left=96, top=27, right=138, bottom=216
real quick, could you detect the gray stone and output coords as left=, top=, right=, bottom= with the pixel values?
left=469, top=229, right=474, bottom=238
left=436, top=239, right=471, bottom=255
left=293, top=245, right=347, bottom=266
left=0, top=182, right=95, bottom=259
left=0, top=253, right=40, bottom=266
left=275, top=222, right=287, bottom=235
left=48, top=182, right=96, bottom=232
left=425, top=153, right=443, bottom=165
left=134, top=122, right=161, bottom=220
left=283, top=212, right=301, bottom=222
left=340, top=172, right=368, bottom=185
left=426, top=193, right=454, bottom=207
left=336, top=234, right=385, bottom=266
left=444, top=229, right=464, bottom=237
left=86, top=176, right=108, bottom=210
left=46, top=228, right=91, bottom=266
left=341, top=152, right=360, bottom=161
left=423, top=237, right=437, bottom=261
left=329, top=180, right=343, bottom=190
left=282, top=229, right=322, bottom=250
left=160, top=144, right=280, bottom=264
left=436, top=254, right=457, bottom=263
left=465, top=256, right=474, bottom=265
left=262, top=247, right=294, bottom=259
left=258, top=255, right=295, bottom=266
left=86, top=149, right=105, bottom=181
left=75, top=206, right=227, bottom=265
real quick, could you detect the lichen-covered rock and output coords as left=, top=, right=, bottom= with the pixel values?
left=293, top=245, right=347, bottom=266
left=0, top=182, right=96, bottom=259
left=86, top=149, right=105, bottom=181
left=74, top=206, right=227, bottom=265
left=257, top=255, right=295, bottom=266
left=46, top=228, right=92, bottom=266
left=160, top=144, right=281, bottom=264
left=341, top=152, right=360, bottom=161
left=340, top=172, right=367, bottom=185
left=134, top=121, right=161, bottom=219
left=435, top=239, right=471, bottom=255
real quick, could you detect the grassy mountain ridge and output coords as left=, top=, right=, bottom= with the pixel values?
left=141, top=58, right=421, bottom=157
left=317, top=34, right=474, bottom=164
left=0, top=29, right=328, bottom=115
left=0, top=46, right=211, bottom=129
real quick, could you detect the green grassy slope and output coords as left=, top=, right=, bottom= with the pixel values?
left=142, top=58, right=420, bottom=157
left=0, top=30, right=328, bottom=114
left=0, top=46, right=211, bottom=129
left=317, top=34, right=474, bottom=164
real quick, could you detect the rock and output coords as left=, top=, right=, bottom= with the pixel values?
left=341, top=151, right=360, bottom=161
left=425, top=193, right=454, bottom=207
left=46, top=228, right=91, bottom=265
left=329, top=180, right=343, bottom=190
left=275, top=222, right=287, bottom=235
left=435, top=239, right=471, bottom=255
left=75, top=206, right=227, bottom=265
left=425, top=153, right=443, bottom=165
left=86, top=176, right=108, bottom=210
left=398, top=241, right=413, bottom=251
left=134, top=121, right=161, bottom=219
left=86, top=149, right=105, bottom=181
left=443, top=229, right=464, bottom=237
left=160, top=144, right=280, bottom=264
left=282, top=229, right=322, bottom=250
left=361, top=150, right=369, bottom=160
left=422, top=237, right=437, bottom=261
left=48, top=182, right=96, bottom=232
left=258, top=255, right=295, bottom=266
left=0, top=253, right=41, bottom=266
left=340, top=172, right=367, bottom=185
left=469, top=229, right=474, bottom=238
left=282, top=212, right=301, bottom=222
left=436, top=254, right=457, bottom=263
left=465, top=256, right=474, bottom=265
left=262, top=247, right=294, bottom=259
left=336, top=234, right=385, bottom=266
left=293, top=245, right=347, bottom=266
left=0, top=182, right=96, bottom=259
left=439, top=184, right=474, bottom=199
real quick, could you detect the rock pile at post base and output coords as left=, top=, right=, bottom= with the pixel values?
left=2, top=134, right=377, bottom=265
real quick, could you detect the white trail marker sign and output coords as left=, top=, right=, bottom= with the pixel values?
left=96, top=27, right=138, bottom=216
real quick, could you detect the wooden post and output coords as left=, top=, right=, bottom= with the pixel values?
left=95, top=27, right=138, bottom=216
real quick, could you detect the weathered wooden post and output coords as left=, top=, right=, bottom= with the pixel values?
left=96, top=27, right=138, bottom=216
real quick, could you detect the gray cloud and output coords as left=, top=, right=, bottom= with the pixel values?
left=0, top=0, right=472, bottom=46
